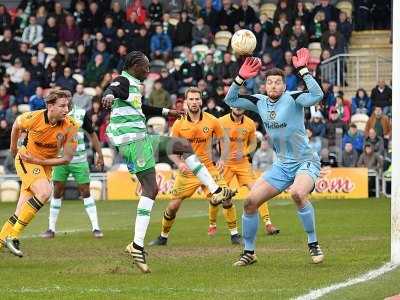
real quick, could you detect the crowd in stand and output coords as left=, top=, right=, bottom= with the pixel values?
left=0, top=0, right=392, bottom=177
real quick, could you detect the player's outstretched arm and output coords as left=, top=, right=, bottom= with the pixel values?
left=225, top=57, right=262, bottom=113
left=292, top=48, right=324, bottom=107
left=102, top=76, right=130, bottom=108
left=9, top=119, right=22, bottom=157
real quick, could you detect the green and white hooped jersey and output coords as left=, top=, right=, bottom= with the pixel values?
left=107, top=71, right=147, bottom=146
left=70, top=106, right=87, bottom=164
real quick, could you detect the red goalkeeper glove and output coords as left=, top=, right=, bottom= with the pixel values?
left=235, top=57, right=262, bottom=85
left=292, top=48, right=311, bottom=77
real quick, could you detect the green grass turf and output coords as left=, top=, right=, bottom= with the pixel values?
left=0, top=198, right=398, bottom=300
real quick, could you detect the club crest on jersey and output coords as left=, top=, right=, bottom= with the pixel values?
left=203, top=127, right=209, bottom=133
left=136, top=158, right=146, bottom=168
left=269, top=111, right=276, bottom=120
left=239, top=128, right=247, bottom=135
left=56, top=133, right=65, bottom=142
left=32, top=168, right=40, bottom=175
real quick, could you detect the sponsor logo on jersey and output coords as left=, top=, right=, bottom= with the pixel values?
left=203, top=127, right=209, bottom=133
left=264, top=122, right=288, bottom=129
left=32, top=168, right=40, bottom=175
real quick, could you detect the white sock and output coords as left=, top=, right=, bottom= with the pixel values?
left=49, top=197, right=62, bottom=232
left=230, top=228, right=238, bottom=236
left=133, top=196, right=154, bottom=247
left=83, top=196, right=100, bottom=231
left=184, top=154, right=219, bottom=193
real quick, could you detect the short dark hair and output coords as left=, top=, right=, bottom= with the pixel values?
left=123, top=51, right=147, bottom=71
left=45, top=89, right=72, bottom=104
left=265, top=68, right=285, bottom=79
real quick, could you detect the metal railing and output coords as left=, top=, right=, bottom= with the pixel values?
left=320, top=54, right=392, bottom=89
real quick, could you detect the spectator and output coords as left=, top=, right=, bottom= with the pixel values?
left=365, top=128, right=385, bottom=156
left=294, top=1, right=311, bottom=30
left=237, top=0, right=257, bottom=28
left=321, top=20, right=345, bottom=51
left=355, top=0, right=371, bottom=31
left=370, top=80, right=392, bottom=114
left=27, top=55, right=45, bottom=85
left=0, top=5, right=12, bottom=34
left=100, top=15, right=117, bottom=45
left=90, top=40, right=111, bottom=66
left=307, top=128, right=322, bottom=155
left=21, top=16, right=43, bottom=46
left=274, top=0, right=293, bottom=25
left=148, top=80, right=171, bottom=109
left=252, top=140, right=275, bottom=171
left=365, top=106, right=391, bottom=140
left=14, top=43, right=32, bottom=68
left=126, top=0, right=147, bottom=26
left=178, top=52, right=203, bottom=87
left=267, top=26, right=286, bottom=68
left=71, top=44, right=88, bottom=73
left=337, top=11, right=352, bottom=45
left=326, top=108, right=347, bottom=146
left=131, top=27, right=151, bottom=57
left=72, top=83, right=92, bottom=110
left=341, top=142, right=358, bottom=167
left=42, top=16, right=59, bottom=48
left=150, top=25, right=172, bottom=60
left=312, top=0, right=339, bottom=23
left=159, top=68, right=178, bottom=95
left=87, top=99, right=107, bottom=136
left=192, top=17, right=211, bottom=46
left=174, top=11, right=193, bottom=47
left=284, top=65, right=297, bottom=91
left=44, top=59, right=61, bottom=87
left=29, top=86, right=46, bottom=111
left=85, top=54, right=107, bottom=87
left=53, top=2, right=67, bottom=26
left=253, top=23, right=268, bottom=56
left=357, top=143, right=383, bottom=175
left=1, top=74, right=17, bottom=97
left=200, top=0, right=219, bottom=33
left=5, top=103, right=20, bottom=124
left=342, top=123, right=364, bottom=154
left=352, top=88, right=372, bottom=115
left=203, top=97, right=223, bottom=118
left=124, top=11, right=141, bottom=36
left=183, top=0, right=201, bottom=22
left=58, top=15, right=81, bottom=48
left=161, top=13, right=176, bottom=38
left=308, top=111, right=327, bottom=138
left=16, top=71, right=38, bottom=104
left=110, top=1, right=125, bottom=28
left=215, top=52, right=238, bottom=84
left=371, top=0, right=391, bottom=30
left=329, top=96, right=350, bottom=124
left=148, top=0, right=163, bottom=23
left=309, top=10, right=328, bottom=43
left=0, top=85, right=14, bottom=109
left=0, top=119, right=11, bottom=150
left=0, top=28, right=18, bottom=65
left=36, top=5, right=48, bottom=26
left=218, top=0, right=239, bottom=32
left=110, top=44, right=127, bottom=72
left=290, top=19, right=309, bottom=49
left=55, top=67, right=78, bottom=92
left=83, top=2, right=103, bottom=33
left=72, top=1, right=86, bottom=30
left=325, top=34, right=344, bottom=57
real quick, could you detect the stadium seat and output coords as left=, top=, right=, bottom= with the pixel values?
left=155, top=163, right=172, bottom=172
left=0, top=165, right=4, bottom=175
left=351, top=113, right=369, bottom=131
left=90, top=180, right=103, bottom=201
left=0, top=35, right=3, bottom=42
left=336, top=1, right=353, bottom=17
left=0, top=180, right=20, bottom=202
left=44, top=47, right=57, bottom=56
left=17, top=104, right=30, bottom=113
left=169, top=17, right=179, bottom=26
left=72, top=74, right=84, bottom=84
left=309, top=42, right=322, bottom=59
left=83, top=87, right=96, bottom=96
left=173, top=46, right=186, bottom=58
left=214, top=31, right=232, bottom=50
left=304, top=1, right=315, bottom=11
left=191, top=44, right=210, bottom=62
left=101, top=148, right=115, bottom=169
left=259, top=3, right=276, bottom=20
left=147, top=116, right=167, bottom=135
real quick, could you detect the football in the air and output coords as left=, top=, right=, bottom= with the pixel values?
left=230, top=29, right=257, bottom=56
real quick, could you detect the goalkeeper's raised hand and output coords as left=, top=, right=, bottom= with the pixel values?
left=292, top=48, right=311, bottom=77
left=234, top=57, right=262, bottom=85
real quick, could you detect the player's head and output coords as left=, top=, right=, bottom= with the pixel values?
left=45, top=89, right=71, bottom=121
left=231, top=107, right=245, bottom=117
left=123, top=51, right=150, bottom=81
left=265, top=68, right=286, bottom=100
left=184, top=87, right=202, bottom=114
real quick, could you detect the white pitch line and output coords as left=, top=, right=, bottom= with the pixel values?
left=294, top=262, right=399, bottom=300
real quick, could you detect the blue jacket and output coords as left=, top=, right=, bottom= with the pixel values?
left=342, top=132, right=364, bottom=152
left=29, top=95, right=46, bottom=111
left=285, top=74, right=298, bottom=91
left=150, top=33, right=172, bottom=53
left=16, top=81, right=38, bottom=104
left=351, top=96, right=372, bottom=115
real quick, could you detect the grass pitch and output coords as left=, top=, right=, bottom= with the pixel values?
left=0, top=198, right=398, bottom=300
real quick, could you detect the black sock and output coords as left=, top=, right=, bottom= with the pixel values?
left=214, top=187, right=222, bottom=194
left=244, top=250, right=254, bottom=255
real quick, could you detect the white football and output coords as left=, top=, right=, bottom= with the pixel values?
left=230, top=29, right=257, bottom=56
